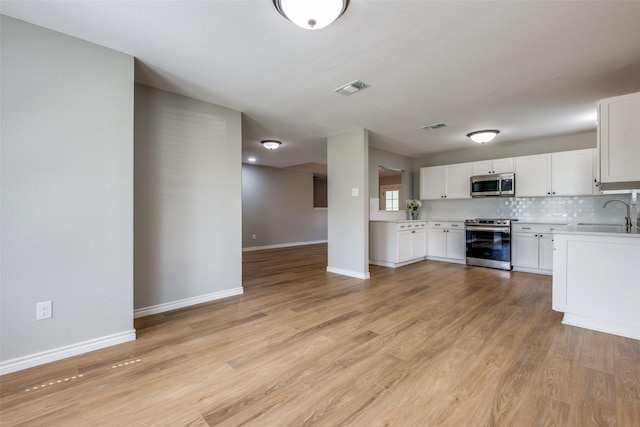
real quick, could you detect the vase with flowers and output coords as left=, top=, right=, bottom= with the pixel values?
left=407, top=199, right=422, bottom=220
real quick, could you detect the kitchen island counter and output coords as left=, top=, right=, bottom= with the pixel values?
left=552, top=228, right=640, bottom=340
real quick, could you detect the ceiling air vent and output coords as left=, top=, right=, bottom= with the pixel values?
left=334, top=80, right=369, bottom=96
left=421, top=123, right=447, bottom=130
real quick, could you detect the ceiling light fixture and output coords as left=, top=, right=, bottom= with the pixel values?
left=467, top=130, right=500, bottom=144
left=273, top=0, right=349, bottom=30
left=261, top=140, right=282, bottom=150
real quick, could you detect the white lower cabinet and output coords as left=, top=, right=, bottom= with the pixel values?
left=553, top=231, right=640, bottom=340
left=426, top=221, right=465, bottom=263
left=512, top=223, right=561, bottom=275
left=370, top=221, right=426, bottom=268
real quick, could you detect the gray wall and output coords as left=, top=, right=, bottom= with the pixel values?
left=369, top=147, right=414, bottom=206
left=328, top=129, right=370, bottom=278
left=242, top=164, right=327, bottom=249
left=412, top=131, right=596, bottom=168
left=134, top=85, right=242, bottom=312
left=1, top=17, right=135, bottom=371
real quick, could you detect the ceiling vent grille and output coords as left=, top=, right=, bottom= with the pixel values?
left=421, top=123, right=447, bottom=130
left=334, top=80, right=369, bottom=96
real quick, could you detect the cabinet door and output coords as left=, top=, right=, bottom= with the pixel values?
left=446, top=229, right=466, bottom=260
left=538, top=234, right=554, bottom=271
left=472, top=158, right=514, bottom=175
left=512, top=233, right=539, bottom=268
left=515, top=154, right=551, bottom=197
left=397, top=231, right=413, bottom=262
left=599, top=92, right=640, bottom=184
left=420, top=166, right=444, bottom=200
left=492, top=158, right=514, bottom=174
left=427, top=229, right=447, bottom=257
left=551, top=149, right=594, bottom=196
left=444, top=163, right=471, bottom=199
left=412, top=229, right=427, bottom=258
left=472, top=160, right=492, bottom=175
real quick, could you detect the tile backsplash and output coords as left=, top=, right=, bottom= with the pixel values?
left=370, top=193, right=638, bottom=225
left=420, top=193, right=638, bottom=224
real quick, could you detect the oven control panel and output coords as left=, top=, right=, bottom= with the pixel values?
left=465, top=218, right=512, bottom=226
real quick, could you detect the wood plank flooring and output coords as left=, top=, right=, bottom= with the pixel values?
left=1, top=243, right=639, bottom=426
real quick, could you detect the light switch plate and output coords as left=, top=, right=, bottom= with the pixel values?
left=352, top=188, right=359, bottom=197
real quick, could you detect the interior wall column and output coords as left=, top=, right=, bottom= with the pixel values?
left=327, top=128, right=370, bottom=279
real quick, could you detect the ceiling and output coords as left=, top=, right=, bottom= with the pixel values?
left=2, top=1, right=640, bottom=169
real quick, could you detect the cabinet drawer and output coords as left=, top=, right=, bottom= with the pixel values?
left=396, top=221, right=426, bottom=231
left=428, top=221, right=463, bottom=230
left=512, top=223, right=564, bottom=234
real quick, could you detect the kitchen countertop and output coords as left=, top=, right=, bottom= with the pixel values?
left=554, top=224, right=640, bottom=237
left=515, top=221, right=568, bottom=225
left=370, top=219, right=426, bottom=223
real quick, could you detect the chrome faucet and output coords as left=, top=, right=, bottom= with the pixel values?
left=603, top=199, right=632, bottom=232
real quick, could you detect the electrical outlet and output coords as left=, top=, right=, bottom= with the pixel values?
left=252, top=234, right=256, bottom=240
left=37, top=301, right=52, bottom=320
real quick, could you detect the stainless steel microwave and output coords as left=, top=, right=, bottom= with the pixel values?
left=471, top=173, right=515, bottom=197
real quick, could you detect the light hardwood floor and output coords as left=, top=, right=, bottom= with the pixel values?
left=1, top=243, right=639, bottom=426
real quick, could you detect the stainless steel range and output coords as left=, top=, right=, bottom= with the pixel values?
left=464, top=219, right=512, bottom=270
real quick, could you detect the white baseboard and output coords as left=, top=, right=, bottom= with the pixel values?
left=133, top=287, right=244, bottom=318
left=0, top=330, right=136, bottom=376
left=369, top=257, right=425, bottom=268
left=562, top=313, right=640, bottom=340
left=326, top=266, right=370, bottom=279
left=242, top=240, right=327, bottom=252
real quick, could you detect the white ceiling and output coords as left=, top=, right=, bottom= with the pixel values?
left=2, top=1, right=640, bottom=168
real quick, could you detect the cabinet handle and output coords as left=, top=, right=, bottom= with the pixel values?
left=522, top=227, right=531, bottom=230
left=552, top=192, right=556, bottom=195
left=451, top=224, right=459, bottom=227
left=412, top=230, right=415, bottom=234
left=547, top=192, right=551, bottom=195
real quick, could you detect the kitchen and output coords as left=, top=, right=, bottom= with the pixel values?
left=371, top=90, right=640, bottom=341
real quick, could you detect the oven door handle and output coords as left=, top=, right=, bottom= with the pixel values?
left=466, top=227, right=510, bottom=233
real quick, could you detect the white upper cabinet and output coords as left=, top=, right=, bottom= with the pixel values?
left=515, top=149, right=595, bottom=197
left=471, top=158, right=514, bottom=175
left=598, top=91, right=640, bottom=190
left=444, top=163, right=472, bottom=198
left=551, top=149, right=595, bottom=196
left=420, top=163, right=472, bottom=200
left=515, top=154, right=551, bottom=197
left=419, top=166, right=444, bottom=200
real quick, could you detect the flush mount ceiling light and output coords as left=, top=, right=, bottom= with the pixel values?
left=334, top=80, right=369, bottom=96
left=261, top=140, right=282, bottom=150
left=467, top=130, right=500, bottom=144
left=273, top=0, right=349, bottom=30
